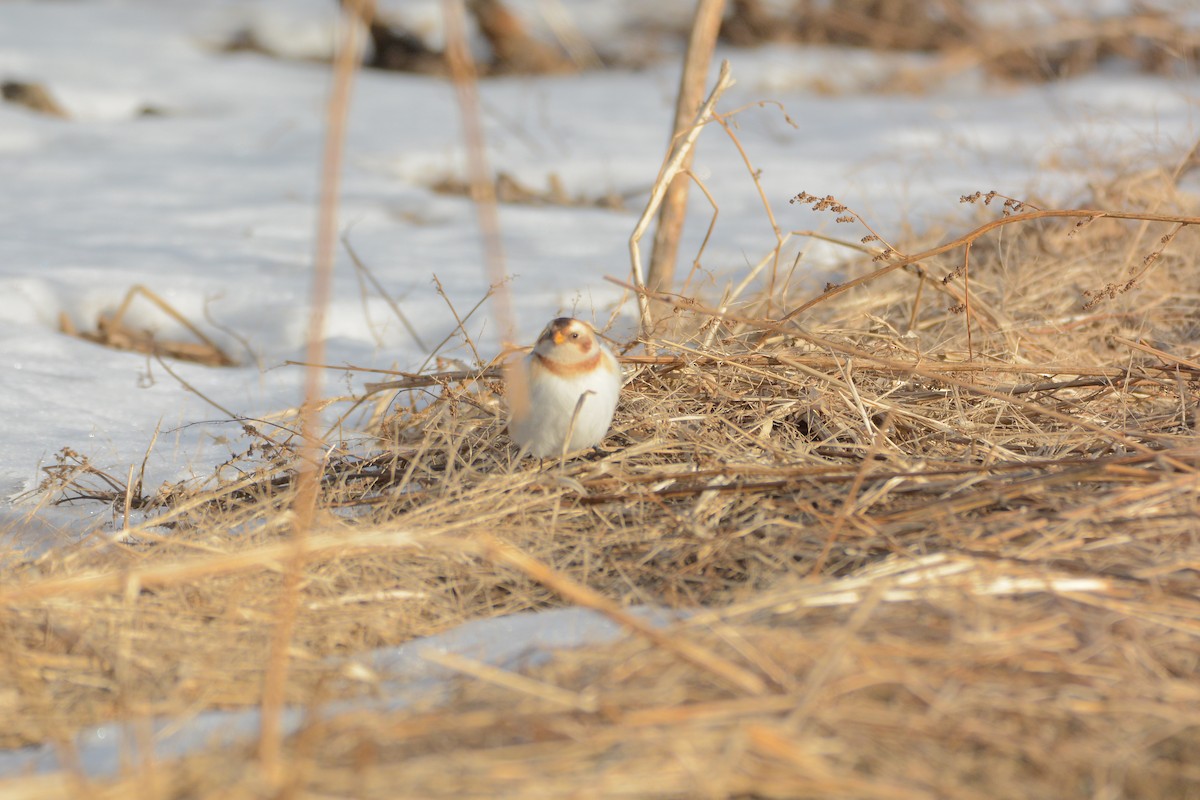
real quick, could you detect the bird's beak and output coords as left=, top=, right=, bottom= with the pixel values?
left=552, top=330, right=565, bottom=345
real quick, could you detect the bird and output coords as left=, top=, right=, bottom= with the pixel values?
left=507, top=317, right=622, bottom=459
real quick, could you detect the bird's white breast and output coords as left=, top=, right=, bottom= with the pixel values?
left=509, top=345, right=620, bottom=458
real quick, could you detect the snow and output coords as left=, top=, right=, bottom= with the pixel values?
left=0, top=0, right=1196, bottom=777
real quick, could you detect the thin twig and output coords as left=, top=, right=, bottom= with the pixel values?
left=259, top=0, right=364, bottom=780
left=477, top=535, right=774, bottom=696
left=645, top=0, right=726, bottom=300
left=341, top=232, right=430, bottom=351
left=442, top=0, right=522, bottom=414
left=631, top=61, right=734, bottom=336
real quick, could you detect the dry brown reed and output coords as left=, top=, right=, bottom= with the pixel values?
left=5, top=154, right=1200, bottom=796
left=58, top=285, right=237, bottom=367
left=645, top=0, right=726, bottom=297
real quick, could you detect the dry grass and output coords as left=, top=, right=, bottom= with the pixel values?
left=57, top=284, right=238, bottom=367
left=725, top=0, right=1200, bottom=85
left=4, top=155, right=1200, bottom=797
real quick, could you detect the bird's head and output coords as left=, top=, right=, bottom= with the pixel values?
left=534, top=317, right=598, bottom=363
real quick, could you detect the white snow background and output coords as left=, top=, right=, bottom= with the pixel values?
left=0, top=0, right=1197, bottom=776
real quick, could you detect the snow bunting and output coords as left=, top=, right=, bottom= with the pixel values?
left=508, top=317, right=621, bottom=459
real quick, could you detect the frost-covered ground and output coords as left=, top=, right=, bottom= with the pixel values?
left=0, top=0, right=1196, bottom=546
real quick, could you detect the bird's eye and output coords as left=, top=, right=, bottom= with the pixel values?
left=570, top=332, right=580, bottom=339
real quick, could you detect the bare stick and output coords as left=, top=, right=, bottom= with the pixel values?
left=645, top=0, right=726, bottom=301
left=712, top=109, right=785, bottom=304
left=108, top=284, right=236, bottom=366
left=443, top=0, right=527, bottom=421
left=557, top=390, right=594, bottom=464
left=421, top=648, right=597, bottom=711
left=341, top=232, right=429, bottom=351
left=962, top=240, right=974, bottom=359
left=478, top=535, right=772, bottom=696
left=631, top=60, right=734, bottom=335
left=677, top=169, right=720, bottom=298
left=259, top=0, right=364, bottom=780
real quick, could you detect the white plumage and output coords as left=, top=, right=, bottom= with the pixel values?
left=507, top=317, right=621, bottom=459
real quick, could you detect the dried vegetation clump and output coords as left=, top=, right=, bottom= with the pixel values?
left=57, top=284, right=239, bottom=367
left=728, top=0, right=1200, bottom=83
left=430, top=171, right=630, bottom=211
left=5, top=162, right=1200, bottom=796
left=219, top=1, right=1200, bottom=85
